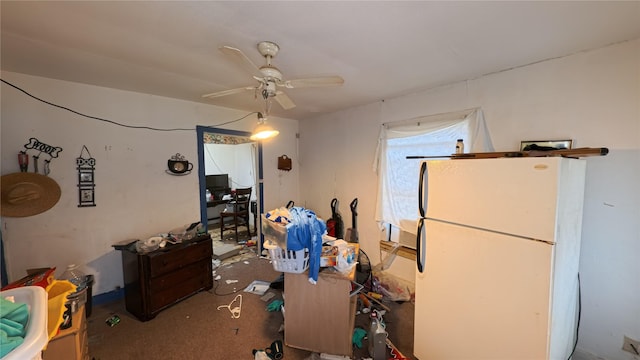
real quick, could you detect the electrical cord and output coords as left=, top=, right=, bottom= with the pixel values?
left=567, top=273, right=581, bottom=360
left=209, top=275, right=251, bottom=297
left=1, top=78, right=258, bottom=131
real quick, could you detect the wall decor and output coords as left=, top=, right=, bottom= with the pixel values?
left=77, top=145, right=96, bottom=207
left=277, top=155, right=292, bottom=171
left=18, top=151, right=29, bottom=172
left=167, top=153, right=193, bottom=175
left=0, top=172, right=61, bottom=217
left=520, top=140, right=573, bottom=151
left=22, top=137, right=63, bottom=175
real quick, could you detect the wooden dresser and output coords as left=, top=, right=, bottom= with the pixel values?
left=116, top=234, right=213, bottom=321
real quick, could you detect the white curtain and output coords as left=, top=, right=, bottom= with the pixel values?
left=373, top=108, right=494, bottom=234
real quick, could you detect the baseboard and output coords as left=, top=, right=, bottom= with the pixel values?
left=572, top=347, right=608, bottom=360
left=93, top=287, right=125, bottom=306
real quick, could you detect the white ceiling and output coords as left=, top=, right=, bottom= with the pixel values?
left=2, top=1, right=639, bottom=120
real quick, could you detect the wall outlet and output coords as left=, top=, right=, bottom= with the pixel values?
left=623, top=335, right=640, bottom=356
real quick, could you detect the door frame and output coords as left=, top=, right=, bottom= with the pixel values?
left=196, top=126, right=264, bottom=236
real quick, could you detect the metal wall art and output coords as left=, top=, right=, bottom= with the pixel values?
left=77, top=145, right=96, bottom=207
left=22, top=137, right=63, bottom=175
left=167, top=153, right=193, bottom=175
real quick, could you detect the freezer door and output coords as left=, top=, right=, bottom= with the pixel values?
left=423, top=157, right=586, bottom=243
left=414, top=220, right=554, bottom=360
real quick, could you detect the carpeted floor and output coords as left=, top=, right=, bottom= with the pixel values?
left=87, top=245, right=416, bottom=360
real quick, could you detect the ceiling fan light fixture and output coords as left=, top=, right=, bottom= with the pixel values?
left=205, top=42, right=344, bottom=110
left=250, top=112, right=279, bottom=141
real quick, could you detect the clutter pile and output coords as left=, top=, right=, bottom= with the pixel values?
left=259, top=201, right=414, bottom=360
left=1, top=265, right=95, bottom=344
left=263, top=206, right=326, bottom=283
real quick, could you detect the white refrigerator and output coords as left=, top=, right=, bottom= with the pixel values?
left=414, top=157, right=586, bottom=360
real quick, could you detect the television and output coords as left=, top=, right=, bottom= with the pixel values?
left=206, top=174, right=229, bottom=190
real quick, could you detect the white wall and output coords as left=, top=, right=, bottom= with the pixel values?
left=204, top=142, right=256, bottom=194
left=299, top=39, right=639, bottom=360
left=0, top=71, right=299, bottom=295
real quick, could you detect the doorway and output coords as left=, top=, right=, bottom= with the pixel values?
left=196, top=126, right=263, bottom=241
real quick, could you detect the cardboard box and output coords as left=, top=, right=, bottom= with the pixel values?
left=320, top=245, right=338, bottom=267
left=1, top=267, right=55, bottom=291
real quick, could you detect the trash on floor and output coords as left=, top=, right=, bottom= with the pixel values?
left=212, top=259, right=221, bottom=270
left=253, top=349, right=271, bottom=360
left=264, top=339, right=283, bottom=360
left=371, top=269, right=414, bottom=302
left=352, top=327, right=367, bottom=348
left=105, top=314, right=120, bottom=327
left=217, top=294, right=242, bottom=318
left=244, top=280, right=271, bottom=295
left=265, top=299, right=283, bottom=312
left=386, top=338, right=409, bottom=360
left=260, top=292, right=276, bottom=302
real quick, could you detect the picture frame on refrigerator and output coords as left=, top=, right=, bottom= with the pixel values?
left=520, top=139, right=573, bottom=151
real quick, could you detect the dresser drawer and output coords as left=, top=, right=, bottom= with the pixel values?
left=149, top=260, right=211, bottom=292
left=149, top=239, right=212, bottom=277
left=148, top=262, right=212, bottom=312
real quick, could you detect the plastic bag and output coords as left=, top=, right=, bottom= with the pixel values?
left=372, top=270, right=414, bottom=302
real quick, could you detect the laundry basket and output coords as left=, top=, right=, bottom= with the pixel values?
left=1, top=286, right=48, bottom=360
left=263, top=240, right=309, bottom=273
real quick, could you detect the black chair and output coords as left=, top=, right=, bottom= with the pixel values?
left=220, top=188, right=252, bottom=242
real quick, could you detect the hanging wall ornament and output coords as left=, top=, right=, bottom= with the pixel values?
left=277, top=155, right=292, bottom=171
left=166, top=153, right=193, bottom=175
left=77, top=145, right=96, bottom=207
left=22, top=137, right=63, bottom=175
left=18, top=151, right=29, bottom=172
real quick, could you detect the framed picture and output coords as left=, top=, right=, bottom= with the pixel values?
left=79, top=172, right=93, bottom=183
left=520, top=140, right=573, bottom=151
left=80, top=189, right=94, bottom=203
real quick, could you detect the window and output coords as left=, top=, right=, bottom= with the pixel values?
left=374, top=108, right=493, bottom=236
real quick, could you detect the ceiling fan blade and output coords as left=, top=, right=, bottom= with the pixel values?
left=219, top=45, right=262, bottom=77
left=202, top=86, right=255, bottom=99
left=284, top=76, right=344, bottom=89
left=274, top=91, right=296, bottom=110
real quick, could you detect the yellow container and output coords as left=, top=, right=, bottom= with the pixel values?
left=45, top=280, right=76, bottom=339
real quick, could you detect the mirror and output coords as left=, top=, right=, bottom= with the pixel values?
left=196, top=126, right=263, bottom=242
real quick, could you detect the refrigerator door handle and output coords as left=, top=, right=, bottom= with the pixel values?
left=418, top=162, right=427, bottom=218
left=416, top=217, right=425, bottom=273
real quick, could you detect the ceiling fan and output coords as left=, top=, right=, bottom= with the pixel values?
left=202, top=41, right=344, bottom=110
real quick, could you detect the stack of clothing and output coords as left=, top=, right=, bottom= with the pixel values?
left=0, top=296, right=29, bottom=357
